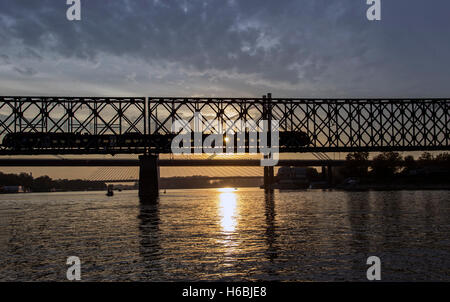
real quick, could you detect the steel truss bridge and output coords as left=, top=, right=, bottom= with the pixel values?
left=1, top=95, right=449, bottom=155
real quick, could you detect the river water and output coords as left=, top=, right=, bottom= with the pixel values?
left=0, top=188, right=448, bottom=281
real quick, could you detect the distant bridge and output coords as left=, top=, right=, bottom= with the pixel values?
left=0, top=158, right=347, bottom=184
left=0, top=158, right=347, bottom=167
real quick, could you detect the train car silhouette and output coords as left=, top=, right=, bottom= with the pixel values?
left=2, top=131, right=310, bottom=152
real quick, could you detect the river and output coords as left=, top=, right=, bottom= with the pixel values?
left=0, top=188, right=448, bottom=281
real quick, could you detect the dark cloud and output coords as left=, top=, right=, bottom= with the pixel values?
left=0, top=54, right=10, bottom=65
left=0, top=0, right=449, bottom=96
left=13, top=66, right=37, bottom=76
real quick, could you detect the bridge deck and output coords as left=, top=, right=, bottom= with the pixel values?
left=0, top=158, right=347, bottom=167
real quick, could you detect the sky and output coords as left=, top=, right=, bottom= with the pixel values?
left=0, top=0, right=449, bottom=179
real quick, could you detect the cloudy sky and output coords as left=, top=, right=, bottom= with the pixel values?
left=1, top=0, right=450, bottom=98
left=1, top=0, right=449, bottom=179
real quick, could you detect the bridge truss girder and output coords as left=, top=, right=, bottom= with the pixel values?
left=0, top=96, right=449, bottom=155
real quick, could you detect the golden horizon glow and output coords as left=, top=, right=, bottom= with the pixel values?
left=218, top=187, right=237, bottom=193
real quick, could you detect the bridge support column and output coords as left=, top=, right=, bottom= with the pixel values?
left=264, top=165, right=274, bottom=190
left=321, top=166, right=327, bottom=181
left=327, top=165, right=333, bottom=187
left=139, top=154, right=160, bottom=203
left=263, top=93, right=275, bottom=192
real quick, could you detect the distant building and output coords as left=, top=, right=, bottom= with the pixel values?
left=408, top=166, right=448, bottom=176
left=277, top=166, right=292, bottom=178
left=292, top=167, right=307, bottom=179
left=0, top=186, right=25, bottom=193
left=274, top=167, right=309, bottom=189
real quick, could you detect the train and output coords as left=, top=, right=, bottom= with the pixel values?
left=1, top=131, right=310, bottom=152
left=1, top=132, right=171, bottom=151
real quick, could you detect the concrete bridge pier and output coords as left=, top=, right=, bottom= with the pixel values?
left=139, top=154, right=160, bottom=203
left=264, top=165, right=274, bottom=191
left=327, top=165, right=333, bottom=187
left=322, top=165, right=333, bottom=187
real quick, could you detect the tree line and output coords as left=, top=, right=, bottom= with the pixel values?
left=0, top=172, right=106, bottom=192
left=342, top=151, right=450, bottom=183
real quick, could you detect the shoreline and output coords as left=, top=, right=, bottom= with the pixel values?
left=1, top=185, right=450, bottom=194
left=335, top=184, right=450, bottom=191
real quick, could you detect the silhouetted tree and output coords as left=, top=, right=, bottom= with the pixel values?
left=403, top=155, right=416, bottom=173
left=343, top=152, right=369, bottom=177
left=306, top=167, right=320, bottom=181
left=371, top=152, right=403, bottom=179
left=32, top=176, right=54, bottom=192
left=0, top=172, right=106, bottom=192
left=435, top=152, right=450, bottom=161
left=419, top=152, right=433, bottom=161
left=434, top=152, right=450, bottom=168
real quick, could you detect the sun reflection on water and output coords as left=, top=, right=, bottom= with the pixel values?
left=218, top=189, right=238, bottom=233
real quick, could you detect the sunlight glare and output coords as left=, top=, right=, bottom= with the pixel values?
left=219, top=191, right=237, bottom=233
left=218, top=188, right=237, bottom=193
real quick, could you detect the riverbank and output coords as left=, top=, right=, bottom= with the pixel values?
left=336, top=183, right=450, bottom=191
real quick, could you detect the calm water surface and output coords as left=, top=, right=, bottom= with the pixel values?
left=0, top=188, right=449, bottom=281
